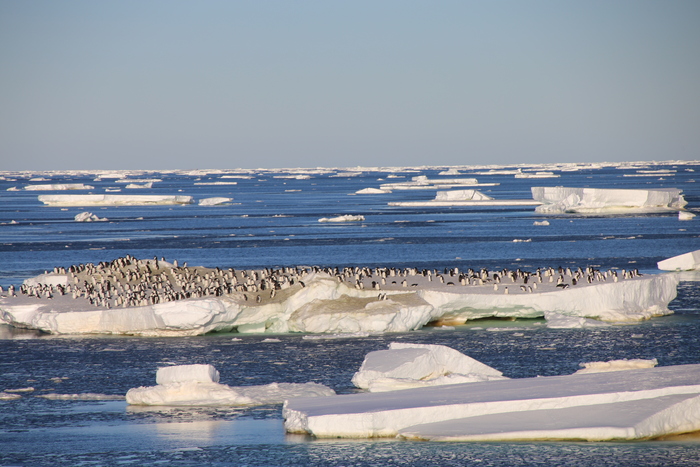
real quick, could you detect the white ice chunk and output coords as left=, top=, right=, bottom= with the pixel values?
left=127, top=364, right=334, bottom=406
left=283, top=364, right=700, bottom=439
left=318, top=215, right=365, bottom=222
left=658, top=249, right=700, bottom=271
left=679, top=211, right=696, bottom=220
left=125, top=182, right=153, bottom=189
left=355, top=188, right=392, bottom=194
left=574, top=358, right=658, bottom=375
left=38, top=195, right=194, bottom=206
left=156, top=364, right=220, bottom=385
left=532, top=186, right=687, bottom=214
left=74, top=211, right=108, bottom=222
left=533, top=220, right=550, bottom=226
left=351, top=343, right=506, bottom=392
left=434, top=190, right=493, bottom=201
left=24, top=183, right=94, bottom=191
left=198, top=197, right=233, bottom=206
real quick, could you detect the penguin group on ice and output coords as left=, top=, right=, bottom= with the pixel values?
left=2, top=255, right=643, bottom=309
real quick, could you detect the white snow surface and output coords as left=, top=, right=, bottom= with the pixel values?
left=38, top=195, right=194, bottom=206
left=198, top=197, right=233, bottom=206
left=434, top=190, right=494, bottom=201
left=156, top=364, right=220, bottom=385
left=283, top=364, right=700, bottom=440
left=532, top=186, right=687, bottom=214
left=658, top=249, right=700, bottom=271
left=574, top=359, right=658, bottom=375
left=351, top=343, right=506, bottom=392
left=126, top=364, right=334, bottom=406
left=0, top=271, right=679, bottom=336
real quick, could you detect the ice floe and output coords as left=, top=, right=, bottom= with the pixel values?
left=574, top=358, right=658, bottom=375
left=126, top=364, right=334, bottom=406
left=658, top=249, right=700, bottom=271
left=0, top=258, right=679, bottom=336
left=283, top=363, right=700, bottom=440
left=532, top=187, right=687, bottom=214
left=679, top=211, right=696, bottom=220
left=23, top=183, right=94, bottom=191
left=351, top=343, right=506, bottom=392
left=389, top=189, right=539, bottom=207
left=198, top=197, right=233, bottom=206
left=38, top=195, right=194, bottom=206
left=74, top=212, right=108, bottom=222
left=355, top=187, right=392, bottom=194
left=318, top=215, right=365, bottom=222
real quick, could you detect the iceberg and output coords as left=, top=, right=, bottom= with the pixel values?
left=24, top=183, right=94, bottom=191
left=658, top=249, right=700, bottom=271
left=198, top=197, right=233, bottom=206
left=679, top=211, right=696, bottom=220
left=126, top=364, right=334, bottom=406
left=355, top=187, right=392, bottom=194
left=574, top=358, right=658, bottom=375
left=74, top=212, right=108, bottom=222
left=0, top=258, right=679, bottom=336
left=434, top=190, right=494, bottom=201
left=532, top=187, right=687, bottom=214
left=283, top=364, right=700, bottom=440
left=318, top=215, right=365, bottom=222
left=389, top=190, right=539, bottom=207
left=351, top=343, right=506, bottom=392
left=38, top=195, right=194, bottom=206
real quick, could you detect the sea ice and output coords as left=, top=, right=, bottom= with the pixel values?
left=74, top=212, right=108, bottom=222
left=318, top=215, right=365, bottom=222
left=126, top=364, right=334, bottom=406
left=658, top=249, right=700, bottom=271
left=355, top=188, right=392, bottom=194
left=24, top=183, right=94, bottom=191
left=679, top=211, right=696, bottom=220
left=198, top=197, right=233, bottom=206
left=434, top=190, right=493, bottom=201
left=574, top=358, right=658, bottom=375
left=283, top=364, right=700, bottom=440
left=532, top=186, right=687, bottom=214
left=38, top=194, right=194, bottom=206
left=351, top=343, right=506, bottom=392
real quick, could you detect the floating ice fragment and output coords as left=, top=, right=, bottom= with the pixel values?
left=355, top=188, right=391, bottom=194
left=318, top=215, right=365, bottom=222
left=533, top=220, right=550, bottom=226
left=532, top=187, right=687, bottom=214
left=679, top=211, right=696, bottom=220
left=74, top=212, right=108, bottom=222
left=574, top=358, right=658, bottom=375
left=24, top=183, right=94, bottom=191
left=658, top=249, right=700, bottom=271
left=38, top=195, right=194, bottom=206
left=198, top=197, right=233, bottom=206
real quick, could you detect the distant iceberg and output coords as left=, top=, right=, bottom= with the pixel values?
left=198, top=197, right=233, bottom=206
left=24, top=183, right=94, bottom=191
left=355, top=187, right=391, bottom=194
left=74, top=212, right=108, bottom=222
left=389, top=189, right=539, bottom=207
left=658, top=249, right=700, bottom=271
left=318, top=215, right=365, bottom=222
left=38, top=194, right=194, bottom=206
left=532, top=186, right=687, bottom=214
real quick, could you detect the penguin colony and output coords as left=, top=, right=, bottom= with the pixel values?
left=2, top=255, right=642, bottom=309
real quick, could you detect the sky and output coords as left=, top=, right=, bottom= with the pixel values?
left=1, top=1, right=699, bottom=171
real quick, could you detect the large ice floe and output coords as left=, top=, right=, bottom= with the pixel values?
left=126, top=364, right=334, bottom=406
left=283, top=358, right=700, bottom=441
left=389, top=189, right=540, bottom=207
left=658, top=249, right=700, bottom=271
left=0, top=257, right=679, bottom=336
left=351, top=343, right=507, bottom=392
left=532, top=186, right=687, bottom=214
left=23, top=183, right=94, bottom=191
left=37, top=195, right=194, bottom=206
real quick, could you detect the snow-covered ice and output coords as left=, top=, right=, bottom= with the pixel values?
left=126, top=364, right=334, bottom=406
left=532, top=186, right=687, bottom=214
left=318, top=215, right=365, bottom=222
left=74, top=212, right=108, bottom=222
left=389, top=189, right=539, bottom=207
left=574, top=358, right=658, bottom=375
left=351, top=343, right=506, bottom=392
left=355, top=187, right=392, bottom=194
left=38, top=195, right=194, bottom=206
left=434, top=189, right=493, bottom=201
left=198, top=197, right=233, bottom=206
left=283, top=363, right=700, bottom=440
left=679, top=211, right=696, bottom=220
left=658, top=249, right=700, bottom=271
left=24, top=183, right=94, bottom=191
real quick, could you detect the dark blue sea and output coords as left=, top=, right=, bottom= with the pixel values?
left=1, top=163, right=699, bottom=466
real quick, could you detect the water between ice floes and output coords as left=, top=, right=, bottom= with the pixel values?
left=1, top=163, right=700, bottom=465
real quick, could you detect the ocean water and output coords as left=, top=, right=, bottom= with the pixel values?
left=1, top=163, right=699, bottom=466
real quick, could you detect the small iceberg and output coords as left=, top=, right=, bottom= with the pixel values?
left=74, top=212, right=108, bottom=222
left=658, top=249, right=700, bottom=271
left=126, top=364, right=334, bottom=406
left=38, top=195, right=194, bottom=206
left=318, top=215, right=365, bottom=223
left=198, top=197, right=233, bottom=206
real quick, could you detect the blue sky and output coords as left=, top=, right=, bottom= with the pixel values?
left=1, top=1, right=699, bottom=170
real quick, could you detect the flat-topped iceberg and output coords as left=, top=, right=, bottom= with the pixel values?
left=283, top=363, right=700, bottom=440
left=351, top=343, right=506, bottom=392
left=198, top=197, right=233, bottom=206
left=389, top=189, right=539, bottom=207
left=24, top=183, right=94, bottom=191
left=38, top=194, right=194, bottom=206
left=658, top=249, right=700, bottom=271
left=532, top=186, right=687, bottom=214
left=126, top=364, right=334, bottom=406
left=0, top=258, right=679, bottom=336
left=318, top=215, right=365, bottom=222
